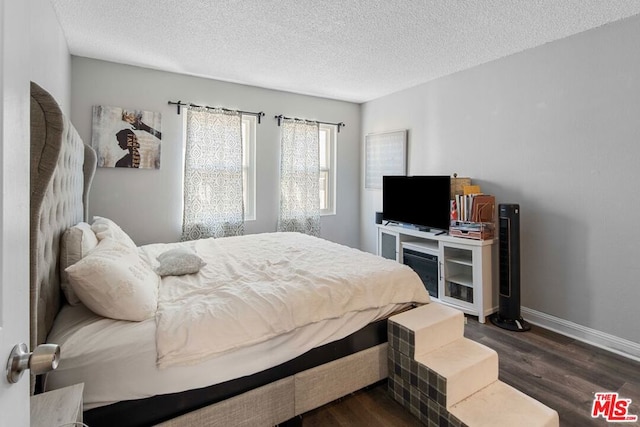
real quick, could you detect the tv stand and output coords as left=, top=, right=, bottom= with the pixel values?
left=376, top=224, right=496, bottom=323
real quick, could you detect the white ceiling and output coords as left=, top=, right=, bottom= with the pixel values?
left=50, top=0, right=640, bottom=103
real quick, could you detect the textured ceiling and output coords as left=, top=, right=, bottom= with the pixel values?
left=50, top=0, right=640, bottom=103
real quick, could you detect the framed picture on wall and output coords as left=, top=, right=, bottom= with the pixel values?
left=364, top=129, right=407, bottom=189
left=91, top=105, right=162, bottom=169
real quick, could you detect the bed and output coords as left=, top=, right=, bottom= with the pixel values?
left=29, top=81, right=431, bottom=426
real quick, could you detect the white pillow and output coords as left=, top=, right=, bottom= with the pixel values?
left=60, top=222, right=99, bottom=305
left=155, top=248, right=206, bottom=276
left=65, top=238, right=159, bottom=321
left=91, top=216, right=137, bottom=249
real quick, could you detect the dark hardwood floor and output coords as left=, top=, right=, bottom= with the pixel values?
left=301, top=316, right=640, bottom=426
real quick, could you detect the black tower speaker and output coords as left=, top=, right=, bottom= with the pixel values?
left=490, top=203, right=530, bottom=331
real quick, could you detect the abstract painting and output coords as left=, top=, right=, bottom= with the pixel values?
left=365, top=129, right=407, bottom=189
left=91, top=105, right=162, bottom=169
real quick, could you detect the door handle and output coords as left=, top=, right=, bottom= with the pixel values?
left=5, top=342, right=60, bottom=384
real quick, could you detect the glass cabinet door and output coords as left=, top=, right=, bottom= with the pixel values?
left=379, top=230, right=398, bottom=261
left=441, top=245, right=474, bottom=306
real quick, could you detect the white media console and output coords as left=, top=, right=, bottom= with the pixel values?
left=376, top=223, right=497, bottom=323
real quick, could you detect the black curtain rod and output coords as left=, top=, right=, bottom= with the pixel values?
left=274, top=114, right=345, bottom=133
left=168, top=101, right=265, bottom=123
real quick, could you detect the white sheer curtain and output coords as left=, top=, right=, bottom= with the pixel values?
left=278, top=118, right=320, bottom=236
left=182, top=106, right=244, bottom=240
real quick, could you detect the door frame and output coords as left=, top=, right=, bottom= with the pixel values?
left=0, top=0, right=32, bottom=424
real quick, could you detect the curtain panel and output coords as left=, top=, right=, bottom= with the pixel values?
left=278, top=119, right=320, bottom=236
left=182, top=107, right=244, bottom=240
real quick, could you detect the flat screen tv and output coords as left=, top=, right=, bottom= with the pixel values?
left=382, top=175, right=451, bottom=232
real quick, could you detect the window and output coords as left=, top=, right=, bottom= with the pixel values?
left=242, top=115, right=257, bottom=220
left=319, top=124, right=336, bottom=215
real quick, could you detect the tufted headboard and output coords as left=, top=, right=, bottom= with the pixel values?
left=29, top=81, right=96, bottom=353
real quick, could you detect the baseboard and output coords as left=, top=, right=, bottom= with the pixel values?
left=521, top=307, right=640, bottom=363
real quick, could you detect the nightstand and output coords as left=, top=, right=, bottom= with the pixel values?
left=31, top=383, right=84, bottom=427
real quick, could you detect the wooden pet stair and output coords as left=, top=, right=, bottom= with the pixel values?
left=388, top=303, right=559, bottom=427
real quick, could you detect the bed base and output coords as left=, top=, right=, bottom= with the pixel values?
left=158, top=344, right=387, bottom=427
left=84, top=316, right=389, bottom=427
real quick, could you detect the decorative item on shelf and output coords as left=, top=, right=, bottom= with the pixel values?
left=449, top=192, right=496, bottom=240
left=450, top=173, right=471, bottom=198
left=463, top=185, right=481, bottom=195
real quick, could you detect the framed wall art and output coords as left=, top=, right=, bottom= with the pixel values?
left=364, top=129, right=407, bottom=189
left=91, top=105, right=162, bottom=169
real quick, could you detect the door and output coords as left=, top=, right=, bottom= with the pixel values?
left=0, top=0, right=31, bottom=424
left=377, top=228, right=399, bottom=261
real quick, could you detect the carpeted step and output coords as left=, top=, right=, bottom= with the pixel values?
left=389, top=302, right=464, bottom=358
left=415, top=337, right=498, bottom=409
left=449, top=380, right=560, bottom=427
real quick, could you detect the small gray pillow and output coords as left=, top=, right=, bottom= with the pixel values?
left=155, top=248, right=206, bottom=276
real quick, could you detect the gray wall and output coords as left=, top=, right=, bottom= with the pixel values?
left=70, top=57, right=361, bottom=247
left=361, top=15, right=640, bottom=345
left=30, top=0, right=71, bottom=114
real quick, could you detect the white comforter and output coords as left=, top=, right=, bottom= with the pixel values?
left=140, top=232, right=429, bottom=369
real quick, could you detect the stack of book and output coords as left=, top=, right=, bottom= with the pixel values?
left=450, top=187, right=495, bottom=240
